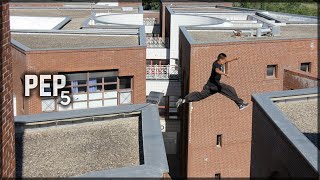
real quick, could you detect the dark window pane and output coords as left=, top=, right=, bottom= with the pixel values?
left=97, top=85, right=103, bottom=92
left=66, top=81, right=71, bottom=86
left=300, top=63, right=310, bottom=72
left=267, top=65, right=276, bottom=77
left=77, top=80, right=87, bottom=85
left=104, top=76, right=117, bottom=83
left=44, top=87, right=52, bottom=93
left=78, top=86, right=87, bottom=93
left=97, top=78, right=102, bottom=84
left=215, top=173, right=221, bottom=180
left=120, top=77, right=131, bottom=89
left=104, top=84, right=117, bottom=91
left=43, top=81, right=52, bottom=92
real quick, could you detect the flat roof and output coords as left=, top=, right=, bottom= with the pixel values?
left=10, top=7, right=141, bottom=31
left=188, top=25, right=318, bottom=44
left=252, top=88, right=318, bottom=173
left=10, top=9, right=111, bottom=30
left=16, top=116, right=140, bottom=177
left=11, top=33, right=140, bottom=50
left=277, top=101, right=318, bottom=148
left=171, top=6, right=239, bottom=13
left=15, top=104, right=169, bottom=178
left=10, top=16, right=70, bottom=30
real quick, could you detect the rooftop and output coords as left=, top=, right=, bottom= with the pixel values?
left=276, top=101, right=318, bottom=148
left=252, top=88, right=318, bottom=173
left=16, top=116, right=140, bottom=177
left=10, top=9, right=109, bottom=30
left=188, top=24, right=318, bottom=44
left=11, top=32, right=140, bottom=50
left=15, top=103, right=169, bottom=178
left=10, top=6, right=141, bottom=30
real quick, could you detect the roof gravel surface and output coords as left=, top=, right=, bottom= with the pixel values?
left=12, top=33, right=139, bottom=49
left=16, top=117, right=140, bottom=177
left=277, top=101, right=318, bottom=148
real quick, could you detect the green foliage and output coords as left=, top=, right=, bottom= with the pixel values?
left=233, top=2, right=318, bottom=16
left=143, top=0, right=160, bottom=10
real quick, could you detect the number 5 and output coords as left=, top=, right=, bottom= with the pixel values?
left=60, top=91, right=71, bottom=106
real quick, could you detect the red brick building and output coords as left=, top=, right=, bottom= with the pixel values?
left=12, top=33, right=146, bottom=115
left=10, top=7, right=146, bottom=115
left=177, top=7, right=318, bottom=177
left=0, top=0, right=15, bottom=177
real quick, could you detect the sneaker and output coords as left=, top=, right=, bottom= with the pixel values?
left=176, top=98, right=185, bottom=108
left=239, top=102, right=249, bottom=110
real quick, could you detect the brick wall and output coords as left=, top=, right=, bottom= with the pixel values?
left=12, top=47, right=26, bottom=115
left=180, top=37, right=318, bottom=177
left=164, top=7, right=171, bottom=44
left=179, top=29, right=191, bottom=177
left=144, top=11, right=160, bottom=24
left=160, top=3, right=166, bottom=38
left=0, top=0, right=15, bottom=177
left=250, top=101, right=318, bottom=178
left=12, top=47, right=146, bottom=115
left=283, top=69, right=319, bottom=90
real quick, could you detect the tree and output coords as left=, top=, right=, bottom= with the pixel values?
left=234, top=1, right=317, bottom=16
left=143, top=0, right=160, bottom=10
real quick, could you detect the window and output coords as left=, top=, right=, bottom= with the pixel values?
left=41, top=71, right=133, bottom=112
left=119, top=77, right=133, bottom=105
left=221, top=63, right=228, bottom=74
left=216, top=134, right=222, bottom=147
left=120, top=77, right=132, bottom=89
left=266, top=65, right=277, bottom=78
left=42, top=97, right=57, bottom=112
left=300, top=62, right=311, bottom=72
left=215, top=173, right=221, bottom=180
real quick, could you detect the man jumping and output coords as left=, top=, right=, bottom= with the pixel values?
left=176, top=53, right=249, bottom=110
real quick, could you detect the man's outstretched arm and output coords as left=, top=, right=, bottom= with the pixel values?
left=226, top=56, right=240, bottom=63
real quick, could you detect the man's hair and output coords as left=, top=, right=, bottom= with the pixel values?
left=217, top=53, right=227, bottom=61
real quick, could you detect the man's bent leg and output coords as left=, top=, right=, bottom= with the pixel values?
left=219, top=83, right=244, bottom=106
left=185, top=84, right=214, bottom=102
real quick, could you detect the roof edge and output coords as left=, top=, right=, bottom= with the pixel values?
left=251, top=88, right=319, bottom=173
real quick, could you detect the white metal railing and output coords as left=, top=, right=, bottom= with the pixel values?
left=146, top=65, right=179, bottom=80
left=146, top=37, right=168, bottom=48
left=144, top=18, right=157, bottom=25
